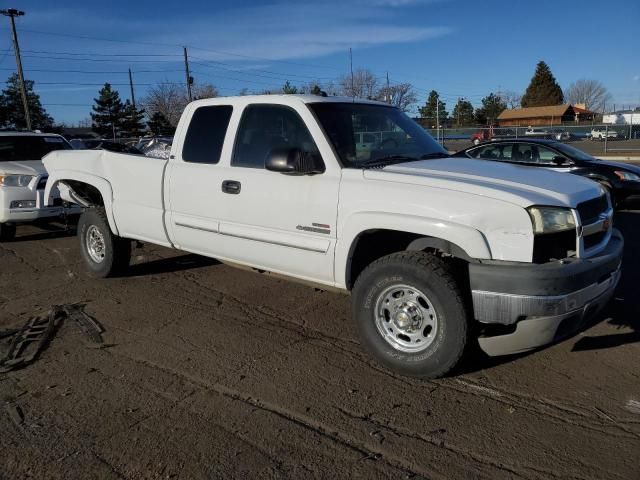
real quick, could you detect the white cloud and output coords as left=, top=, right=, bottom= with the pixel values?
left=21, top=2, right=451, bottom=62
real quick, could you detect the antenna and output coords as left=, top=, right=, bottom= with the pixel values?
left=349, top=48, right=354, bottom=101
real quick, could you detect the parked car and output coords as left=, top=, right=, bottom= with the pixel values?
left=0, top=132, right=79, bottom=240
left=591, top=128, right=618, bottom=140
left=524, top=127, right=550, bottom=137
left=549, top=128, right=571, bottom=141
left=43, top=95, right=622, bottom=379
left=453, top=138, right=640, bottom=206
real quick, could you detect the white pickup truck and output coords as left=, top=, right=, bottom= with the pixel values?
left=43, top=95, right=623, bottom=378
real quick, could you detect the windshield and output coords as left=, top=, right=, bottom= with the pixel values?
left=309, top=102, right=448, bottom=168
left=551, top=142, right=596, bottom=161
left=0, top=135, right=71, bottom=162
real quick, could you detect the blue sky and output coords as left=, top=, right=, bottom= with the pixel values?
left=1, top=0, right=638, bottom=124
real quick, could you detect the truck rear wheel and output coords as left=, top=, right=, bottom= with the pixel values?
left=0, top=223, right=16, bottom=242
left=78, top=208, right=130, bottom=278
left=352, top=251, right=468, bottom=379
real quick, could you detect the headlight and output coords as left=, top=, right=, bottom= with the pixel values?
left=527, top=206, right=576, bottom=234
left=0, top=175, right=35, bottom=187
left=614, top=170, right=640, bottom=181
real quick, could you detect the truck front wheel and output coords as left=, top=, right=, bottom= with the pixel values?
left=352, top=251, right=468, bottom=379
left=78, top=208, right=130, bottom=278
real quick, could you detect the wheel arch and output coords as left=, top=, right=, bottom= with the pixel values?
left=339, top=214, right=492, bottom=290
left=45, top=171, right=119, bottom=235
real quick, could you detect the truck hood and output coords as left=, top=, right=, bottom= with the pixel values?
left=364, top=158, right=601, bottom=208
left=0, top=160, right=47, bottom=176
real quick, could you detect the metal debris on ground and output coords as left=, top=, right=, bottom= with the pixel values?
left=0, top=310, right=61, bottom=373
left=5, top=403, right=24, bottom=426
left=60, top=304, right=104, bottom=344
left=0, top=304, right=104, bottom=373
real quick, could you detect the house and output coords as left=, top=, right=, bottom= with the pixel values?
left=497, top=104, right=595, bottom=126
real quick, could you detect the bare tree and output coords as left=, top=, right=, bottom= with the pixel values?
left=565, top=79, right=612, bottom=112
left=140, top=81, right=188, bottom=126
left=192, top=83, right=219, bottom=100
left=141, top=81, right=219, bottom=126
left=501, top=90, right=522, bottom=109
left=340, top=68, right=379, bottom=98
left=377, top=83, right=417, bottom=112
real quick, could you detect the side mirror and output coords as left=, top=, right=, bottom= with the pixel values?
left=265, top=148, right=324, bottom=175
left=551, top=156, right=570, bottom=166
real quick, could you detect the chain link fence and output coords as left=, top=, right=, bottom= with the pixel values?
left=425, top=124, right=640, bottom=155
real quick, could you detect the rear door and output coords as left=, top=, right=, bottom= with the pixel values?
left=165, top=104, right=234, bottom=253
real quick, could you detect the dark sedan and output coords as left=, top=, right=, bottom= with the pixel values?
left=453, top=138, right=640, bottom=206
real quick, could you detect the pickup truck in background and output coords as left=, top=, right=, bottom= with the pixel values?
left=43, top=95, right=623, bottom=379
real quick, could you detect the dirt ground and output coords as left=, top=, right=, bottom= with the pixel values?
left=1, top=210, right=639, bottom=479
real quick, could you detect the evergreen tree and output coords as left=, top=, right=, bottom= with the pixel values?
left=310, top=84, right=322, bottom=95
left=147, top=112, right=174, bottom=136
left=282, top=81, right=298, bottom=94
left=91, top=83, right=125, bottom=138
left=419, top=90, right=447, bottom=127
left=474, top=93, right=506, bottom=125
left=451, top=98, right=475, bottom=126
left=120, top=100, right=146, bottom=137
left=521, top=61, right=564, bottom=107
left=0, top=74, right=54, bottom=130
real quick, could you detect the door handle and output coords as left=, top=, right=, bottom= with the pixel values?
left=222, top=180, right=241, bottom=194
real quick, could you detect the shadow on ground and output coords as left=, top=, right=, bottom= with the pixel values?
left=124, top=253, right=220, bottom=277
left=571, top=208, right=640, bottom=351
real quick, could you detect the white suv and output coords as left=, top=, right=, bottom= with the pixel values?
left=0, top=132, right=76, bottom=240
left=590, top=128, right=618, bottom=140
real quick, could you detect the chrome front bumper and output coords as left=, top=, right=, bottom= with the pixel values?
left=478, top=270, right=620, bottom=356
left=472, top=264, right=621, bottom=325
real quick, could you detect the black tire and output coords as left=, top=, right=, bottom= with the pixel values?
left=78, top=208, right=130, bottom=278
left=0, top=223, right=16, bottom=242
left=352, top=251, right=468, bottom=379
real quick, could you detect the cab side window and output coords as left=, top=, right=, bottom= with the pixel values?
left=471, top=144, right=512, bottom=161
left=182, top=105, right=233, bottom=164
left=233, top=105, right=322, bottom=169
left=537, top=145, right=564, bottom=164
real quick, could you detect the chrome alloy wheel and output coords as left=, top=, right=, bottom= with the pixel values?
left=85, top=225, right=106, bottom=263
left=374, top=284, right=438, bottom=353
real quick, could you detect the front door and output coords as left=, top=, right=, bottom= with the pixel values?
left=213, top=103, right=340, bottom=285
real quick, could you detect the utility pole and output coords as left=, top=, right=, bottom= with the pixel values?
left=183, top=47, right=193, bottom=102
left=349, top=48, right=354, bottom=99
left=128, top=68, right=136, bottom=108
left=386, top=72, right=391, bottom=104
left=1, top=8, right=31, bottom=130
left=435, top=92, right=440, bottom=144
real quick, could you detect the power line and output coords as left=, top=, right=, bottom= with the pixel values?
left=0, top=67, right=184, bottom=74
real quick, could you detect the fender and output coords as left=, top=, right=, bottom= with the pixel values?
left=335, top=211, right=492, bottom=289
left=45, top=170, right=120, bottom=236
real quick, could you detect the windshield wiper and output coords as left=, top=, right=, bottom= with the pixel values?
left=359, top=155, right=419, bottom=169
left=420, top=152, right=449, bottom=159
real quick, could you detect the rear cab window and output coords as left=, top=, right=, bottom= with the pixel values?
left=182, top=105, right=233, bottom=164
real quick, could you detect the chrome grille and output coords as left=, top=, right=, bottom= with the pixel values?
left=577, top=195, right=608, bottom=224
left=577, top=194, right=612, bottom=257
